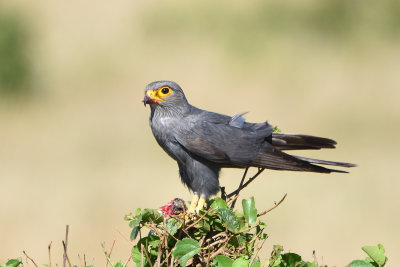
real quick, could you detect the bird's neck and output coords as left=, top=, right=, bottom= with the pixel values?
left=150, top=103, right=191, bottom=121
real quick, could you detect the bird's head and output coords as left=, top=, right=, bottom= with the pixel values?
left=142, top=81, right=188, bottom=109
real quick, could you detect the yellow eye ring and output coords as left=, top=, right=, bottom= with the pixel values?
left=158, top=86, right=172, bottom=98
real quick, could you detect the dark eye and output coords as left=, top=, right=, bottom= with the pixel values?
left=161, top=87, right=170, bottom=94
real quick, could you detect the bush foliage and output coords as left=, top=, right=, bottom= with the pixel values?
left=1, top=195, right=388, bottom=267
left=124, top=196, right=387, bottom=267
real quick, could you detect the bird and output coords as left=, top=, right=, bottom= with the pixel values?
left=142, top=80, right=355, bottom=215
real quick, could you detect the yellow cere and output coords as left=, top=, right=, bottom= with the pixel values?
left=146, top=89, right=164, bottom=102
left=145, top=87, right=172, bottom=102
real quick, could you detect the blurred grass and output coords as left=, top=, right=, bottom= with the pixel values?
left=142, top=0, right=400, bottom=60
left=0, top=10, right=32, bottom=97
left=0, top=0, right=399, bottom=266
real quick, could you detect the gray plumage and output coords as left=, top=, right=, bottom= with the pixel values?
left=143, top=80, right=355, bottom=198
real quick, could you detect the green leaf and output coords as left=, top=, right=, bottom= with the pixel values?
left=213, top=255, right=234, bottom=267
left=242, top=197, right=257, bottom=226
left=236, top=214, right=248, bottom=233
left=131, top=246, right=142, bottom=264
left=219, top=208, right=240, bottom=233
left=141, top=209, right=163, bottom=224
left=114, top=262, right=124, bottom=267
left=166, top=218, right=182, bottom=235
left=232, top=257, right=249, bottom=267
left=281, top=253, right=302, bottom=266
left=362, top=244, right=387, bottom=266
left=132, top=245, right=151, bottom=267
left=347, top=260, right=375, bottom=267
left=172, top=238, right=201, bottom=267
left=251, top=259, right=261, bottom=267
left=199, top=218, right=211, bottom=233
left=269, top=244, right=284, bottom=266
left=212, top=217, right=225, bottom=232
left=129, top=214, right=142, bottom=241
left=130, top=225, right=141, bottom=241
left=273, top=125, right=282, bottom=133
left=4, top=259, right=22, bottom=267
left=210, top=197, right=229, bottom=209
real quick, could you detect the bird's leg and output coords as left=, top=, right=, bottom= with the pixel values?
left=195, top=197, right=207, bottom=215
left=186, top=194, right=200, bottom=214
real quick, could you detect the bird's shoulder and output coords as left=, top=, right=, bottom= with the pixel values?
left=184, top=106, right=273, bottom=136
left=173, top=106, right=275, bottom=165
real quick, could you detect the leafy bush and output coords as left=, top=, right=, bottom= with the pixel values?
left=1, top=198, right=388, bottom=267
left=1, top=170, right=388, bottom=267
left=125, top=196, right=387, bottom=267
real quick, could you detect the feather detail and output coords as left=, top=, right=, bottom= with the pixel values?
left=250, top=148, right=348, bottom=173
left=272, top=132, right=337, bottom=150
left=229, top=112, right=248, bottom=128
left=292, top=155, right=357, bottom=168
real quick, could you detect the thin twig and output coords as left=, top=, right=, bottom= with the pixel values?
left=179, top=225, right=192, bottom=238
left=115, top=227, right=134, bottom=245
left=24, top=253, right=29, bottom=267
left=158, top=216, right=179, bottom=242
left=249, top=238, right=267, bottom=267
left=105, top=240, right=116, bottom=267
left=226, top=194, right=240, bottom=208
left=48, top=242, right=52, bottom=267
left=206, top=245, right=211, bottom=267
left=208, top=238, right=228, bottom=249
left=230, top=167, right=249, bottom=208
left=141, top=245, right=144, bottom=267
left=227, top=168, right=265, bottom=199
left=148, top=219, right=164, bottom=238
left=63, top=225, right=69, bottom=267
left=156, top=235, right=164, bottom=266
left=124, top=252, right=132, bottom=267
left=141, top=244, right=154, bottom=267
left=209, top=236, right=233, bottom=261
left=160, top=250, right=173, bottom=266
left=257, top=193, right=287, bottom=217
left=186, top=208, right=214, bottom=229
left=159, top=223, right=179, bottom=241
left=78, top=255, right=83, bottom=267
left=23, top=251, right=38, bottom=267
left=313, top=250, right=319, bottom=266
left=101, top=243, right=113, bottom=267
left=211, top=232, right=228, bottom=240
left=62, top=241, right=72, bottom=267
left=100, top=243, right=113, bottom=266
left=248, top=228, right=264, bottom=246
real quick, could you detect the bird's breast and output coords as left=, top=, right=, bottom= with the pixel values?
left=149, top=115, right=184, bottom=158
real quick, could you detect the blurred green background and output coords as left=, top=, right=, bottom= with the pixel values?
left=1, top=0, right=399, bottom=265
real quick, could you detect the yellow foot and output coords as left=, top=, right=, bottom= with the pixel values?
left=185, top=195, right=200, bottom=220
left=195, top=197, right=206, bottom=215
left=185, top=195, right=207, bottom=220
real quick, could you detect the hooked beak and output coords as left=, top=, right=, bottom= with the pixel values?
left=142, top=95, right=152, bottom=106
left=142, top=89, right=163, bottom=107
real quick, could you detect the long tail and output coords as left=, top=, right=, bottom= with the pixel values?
left=249, top=132, right=356, bottom=173
left=292, top=155, right=356, bottom=168
left=272, top=132, right=337, bottom=150
left=250, top=148, right=352, bottom=173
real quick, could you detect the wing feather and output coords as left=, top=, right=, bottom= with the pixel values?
left=175, top=119, right=273, bottom=166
